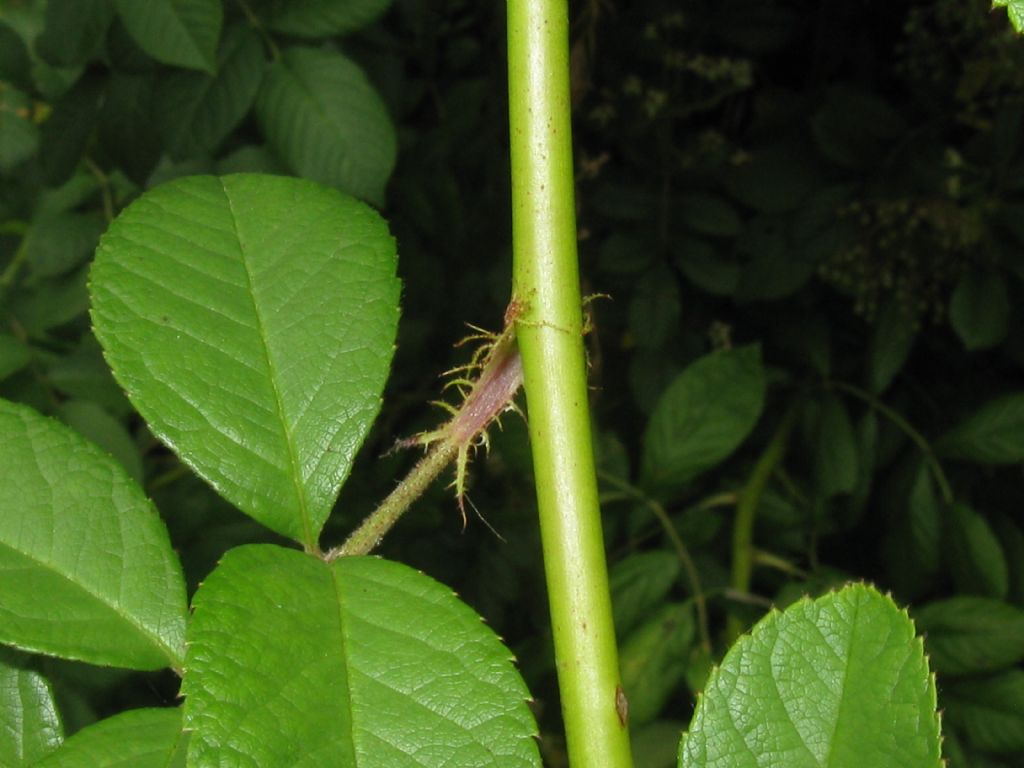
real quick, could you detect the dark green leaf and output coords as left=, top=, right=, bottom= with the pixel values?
left=157, top=24, right=266, bottom=159
left=990, top=512, right=1024, bottom=605
left=724, top=143, right=821, bottom=213
left=631, top=720, right=685, bottom=768
left=868, top=299, right=916, bottom=393
left=0, top=23, right=32, bottom=90
left=949, top=269, right=1009, bottom=350
left=881, top=457, right=941, bottom=599
left=38, top=72, right=106, bottom=186
left=45, top=335, right=132, bottom=417
left=261, top=0, right=393, bottom=38
left=36, top=0, right=114, bottom=67
left=0, top=85, right=39, bottom=172
left=255, top=46, right=397, bottom=204
left=9, top=265, right=90, bottom=334
left=937, top=393, right=1024, bottom=463
left=813, top=395, right=858, bottom=498
left=944, top=670, right=1024, bottom=753
left=678, top=193, right=742, bottom=238
left=214, top=144, right=287, bottom=175
left=0, top=399, right=187, bottom=670
left=610, top=551, right=681, bottom=638
left=98, top=73, right=162, bottom=183
left=670, top=236, right=738, bottom=295
left=629, top=267, right=680, bottom=348
left=597, top=232, right=654, bottom=276
left=91, top=174, right=400, bottom=546
left=0, top=335, right=31, bottom=382
left=811, top=86, right=906, bottom=168
left=915, top=597, right=1024, bottom=676
left=679, top=585, right=941, bottom=767
left=712, top=1, right=807, bottom=53
left=114, top=0, right=222, bottom=73
left=57, top=400, right=143, bottom=484
left=24, top=212, right=106, bottom=279
left=946, top=503, right=1008, bottom=599
left=183, top=545, right=541, bottom=766
left=33, top=708, right=187, bottom=768
left=642, top=345, right=765, bottom=494
left=0, top=648, right=63, bottom=766
left=619, top=603, right=694, bottom=728
left=735, top=215, right=816, bottom=301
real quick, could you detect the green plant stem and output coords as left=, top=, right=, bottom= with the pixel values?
left=326, top=441, right=458, bottom=559
left=727, top=407, right=796, bottom=641
left=829, top=380, right=954, bottom=504
left=507, top=1, right=633, bottom=764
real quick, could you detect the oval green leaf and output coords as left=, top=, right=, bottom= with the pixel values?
left=946, top=503, right=1008, bottom=599
left=183, top=545, right=541, bottom=767
left=255, top=47, right=397, bottom=205
left=0, top=399, right=187, bottom=670
left=943, top=669, right=1024, bottom=754
left=949, top=269, right=1009, bottom=350
left=813, top=394, right=858, bottom=498
left=915, top=597, right=1024, bottom=677
left=619, top=603, right=694, bottom=728
left=0, top=648, right=63, bottom=766
left=642, top=345, right=765, bottom=495
left=114, top=0, right=221, bottom=73
left=90, top=174, right=400, bottom=547
left=156, top=24, right=266, bottom=159
left=610, top=551, right=681, bottom=638
left=679, top=584, right=941, bottom=768
left=261, top=0, right=393, bottom=38
left=867, top=299, right=916, bottom=394
left=34, top=708, right=186, bottom=768
left=937, top=393, right=1024, bottom=464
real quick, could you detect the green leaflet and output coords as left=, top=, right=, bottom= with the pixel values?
left=33, top=708, right=187, bottom=768
left=35, top=0, right=113, bottom=67
left=0, top=399, right=187, bottom=670
left=255, top=47, right=397, bottom=205
left=915, top=597, right=1024, bottom=677
left=156, top=24, right=267, bottom=159
left=90, top=174, right=400, bottom=548
left=937, top=393, right=1024, bottom=464
left=679, top=584, right=941, bottom=768
left=943, top=670, right=1024, bottom=754
left=994, top=0, right=1024, bottom=33
left=618, top=603, right=695, bottom=728
left=642, top=345, right=765, bottom=495
left=183, top=545, right=541, bottom=767
left=0, top=648, right=63, bottom=766
left=949, top=269, right=1009, bottom=350
left=260, top=0, right=393, bottom=38
left=113, top=0, right=222, bottom=73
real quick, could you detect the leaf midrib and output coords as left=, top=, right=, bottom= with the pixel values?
left=219, top=180, right=316, bottom=550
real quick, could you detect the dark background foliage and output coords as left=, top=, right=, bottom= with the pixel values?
left=2, top=0, right=1024, bottom=765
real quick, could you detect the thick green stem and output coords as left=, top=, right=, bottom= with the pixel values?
left=507, top=1, right=633, bottom=765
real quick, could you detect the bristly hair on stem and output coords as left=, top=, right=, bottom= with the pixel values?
left=397, top=303, right=525, bottom=526
left=325, top=300, right=526, bottom=560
